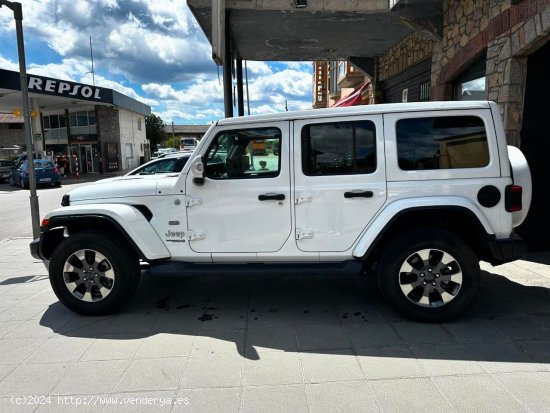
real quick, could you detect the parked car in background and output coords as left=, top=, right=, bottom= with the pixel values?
left=9, top=159, right=61, bottom=188
left=180, top=137, right=199, bottom=152
left=125, top=153, right=191, bottom=176
left=152, top=148, right=178, bottom=158
left=0, top=159, right=12, bottom=182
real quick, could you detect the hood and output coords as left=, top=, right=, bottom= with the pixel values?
left=68, top=174, right=166, bottom=202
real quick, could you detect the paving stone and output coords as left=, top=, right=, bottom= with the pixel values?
left=515, top=339, right=550, bottom=364
left=0, top=397, right=36, bottom=413
left=134, top=333, right=195, bottom=359
left=115, top=357, right=188, bottom=392
left=434, top=374, right=526, bottom=412
left=181, top=354, right=243, bottom=388
left=36, top=394, right=106, bottom=412
left=101, top=313, right=158, bottom=334
left=442, top=318, right=507, bottom=343
left=174, top=387, right=240, bottom=413
left=246, top=307, right=294, bottom=329
left=356, top=346, right=426, bottom=380
left=391, top=322, right=454, bottom=345
left=0, top=363, right=70, bottom=397
left=24, top=336, right=94, bottom=364
left=80, top=334, right=144, bottom=361
left=53, top=360, right=129, bottom=395
left=190, top=329, right=245, bottom=356
left=243, top=351, right=303, bottom=386
left=291, top=306, right=339, bottom=326
left=245, top=326, right=298, bottom=357
left=0, top=337, right=46, bottom=364
left=301, top=349, right=364, bottom=382
left=306, top=381, right=380, bottom=413
left=488, top=315, right=550, bottom=340
left=295, top=324, right=351, bottom=351
left=465, top=341, right=547, bottom=373
left=409, top=344, right=486, bottom=376
left=241, top=384, right=309, bottom=413
left=345, top=322, right=405, bottom=348
left=101, top=390, right=177, bottom=412
left=370, top=377, right=452, bottom=412
left=495, top=371, right=550, bottom=412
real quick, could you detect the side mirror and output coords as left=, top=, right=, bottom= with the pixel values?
left=190, top=155, right=205, bottom=186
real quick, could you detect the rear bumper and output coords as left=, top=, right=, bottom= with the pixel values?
left=486, top=233, right=527, bottom=265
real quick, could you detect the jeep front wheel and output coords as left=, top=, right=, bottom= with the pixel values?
left=49, top=231, right=141, bottom=316
left=377, top=229, right=479, bottom=322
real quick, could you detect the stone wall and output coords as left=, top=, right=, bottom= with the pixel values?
left=378, top=31, right=436, bottom=81
left=377, top=0, right=549, bottom=146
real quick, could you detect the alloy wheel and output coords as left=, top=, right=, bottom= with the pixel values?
left=398, top=248, right=463, bottom=307
left=62, top=249, right=116, bottom=302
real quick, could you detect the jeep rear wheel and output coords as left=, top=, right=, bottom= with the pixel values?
left=377, top=228, right=479, bottom=322
left=49, top=231, right=141, bottom=316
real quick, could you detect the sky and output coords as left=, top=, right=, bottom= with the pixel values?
left=0, top=0, right=314, bottom=125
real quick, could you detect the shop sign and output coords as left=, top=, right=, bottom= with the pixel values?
left=28, top=77, right=103, bottom=101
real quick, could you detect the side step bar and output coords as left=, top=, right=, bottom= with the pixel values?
left=148, top=260, right=363, bottom=277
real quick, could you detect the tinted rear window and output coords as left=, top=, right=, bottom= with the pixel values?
left=396, top=116, right=489, bottom=170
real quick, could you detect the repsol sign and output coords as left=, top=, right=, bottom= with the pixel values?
left=28, top=76, right=103, bottom=101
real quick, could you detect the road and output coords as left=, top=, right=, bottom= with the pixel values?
left=0, top=178, right=92, bottom=239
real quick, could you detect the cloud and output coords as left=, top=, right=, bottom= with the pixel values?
left=0, top=1, right=315, bottom=125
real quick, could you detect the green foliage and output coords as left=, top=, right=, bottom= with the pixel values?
left=165, top=136, right=180, bottom=149
left=145, top=114, right=166, bottom=148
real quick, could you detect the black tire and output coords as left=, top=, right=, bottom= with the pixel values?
left=8, top=175, right=14, bottom=186
left=49, top=230, right=141, bottom=316
left=377, top=228, right=479, bottom=322
left=54, top=182, right=61, bottom=187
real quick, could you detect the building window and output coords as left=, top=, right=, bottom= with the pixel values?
left=137, top=118, right=142, bottom=131
left=124, top=143, right=133, bottom=158
left=329, top=61, right=342, bottom=95
left=419, top=82, right=430, bottom=101
left=396, top=116, right=489, bottom=170
left=454, top=54, right=487, bottom=101
left=302, top=120, right=376, bottom=176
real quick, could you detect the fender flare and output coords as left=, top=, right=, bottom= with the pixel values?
left=43, top=204, right=171, bottom=261
left=352, top=197, right=494, bottom=259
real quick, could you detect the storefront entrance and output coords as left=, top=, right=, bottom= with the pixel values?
left=68, top=144, right=101, bottom=174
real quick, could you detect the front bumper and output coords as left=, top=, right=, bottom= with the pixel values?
left=30, top=237, right=44, bottom=260
left=487, top=233, right=527, bottom=265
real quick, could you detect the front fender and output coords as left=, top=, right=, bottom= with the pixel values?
left=44, top=204, right=171, bottom=260
left=352, top=196, right=494, bottom=258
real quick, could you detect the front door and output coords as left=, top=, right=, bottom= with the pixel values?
left=186, top=122, right=292, bottom=253
left=293, top=115, right=387, bottom=252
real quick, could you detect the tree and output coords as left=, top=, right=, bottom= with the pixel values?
left=145, top=114, right=166, bottom=148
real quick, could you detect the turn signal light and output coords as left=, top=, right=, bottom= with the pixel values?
left=41, top=218, right=49, bottom=227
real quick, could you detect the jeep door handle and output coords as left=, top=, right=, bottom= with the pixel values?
left=344, top=191, right=374, bottom=198
left=258, top=193, right=285, bottom=201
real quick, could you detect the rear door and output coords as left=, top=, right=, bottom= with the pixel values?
left=293, top=115, right=386, bottom=252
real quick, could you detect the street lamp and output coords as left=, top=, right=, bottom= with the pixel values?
left=0, top=0, right=40, bottom=238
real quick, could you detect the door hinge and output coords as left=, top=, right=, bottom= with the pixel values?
left=186, top=197, right=202, bottom=207
left=295, top=193, right=312, bottom=204
left=296, top=229, right=314, bottom=240
left=188, top=231, right=205, bottom=241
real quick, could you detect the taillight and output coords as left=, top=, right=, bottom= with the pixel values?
left=505, top=185, right=522, bottom=212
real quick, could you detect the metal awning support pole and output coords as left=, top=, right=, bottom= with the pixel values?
left=223, top=11, right=233, bottom=118
left=236, top=56, right=244, bottom=116
left=0, top=0, right=40, bottom=238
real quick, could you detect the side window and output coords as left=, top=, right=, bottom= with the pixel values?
left=301, top=120, right=376, bottom=176
left=396, top=116, right=489, bottom=170
left=138, top=159, right=177, bottom=174
left=204, top=127, right=281, bottom=179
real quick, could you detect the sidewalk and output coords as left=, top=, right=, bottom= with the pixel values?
left=0, top=237, right=549, bottom=412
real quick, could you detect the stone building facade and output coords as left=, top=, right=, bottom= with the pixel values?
left=375, top=0, right=549, bottom=248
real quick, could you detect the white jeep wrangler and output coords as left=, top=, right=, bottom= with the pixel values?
left=31, top=101, right=532, bottom=322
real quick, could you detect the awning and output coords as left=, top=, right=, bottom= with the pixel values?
left=333, top=82, right=370, bottom=107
